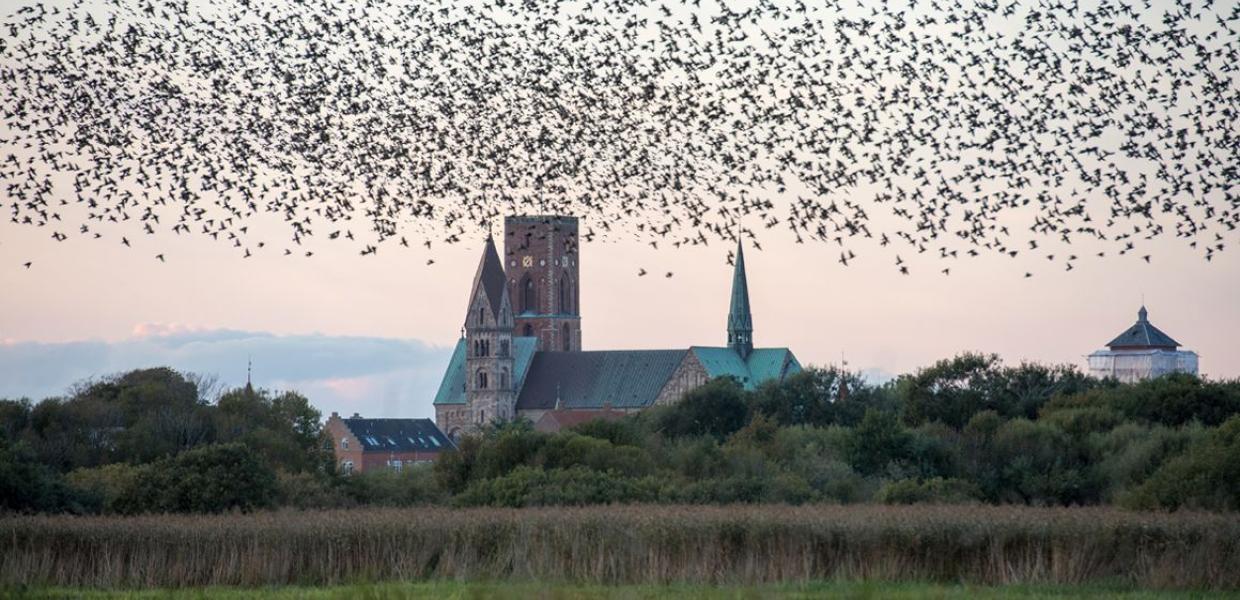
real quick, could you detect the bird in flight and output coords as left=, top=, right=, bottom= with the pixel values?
left=0, top=0, right=1234, bottom=275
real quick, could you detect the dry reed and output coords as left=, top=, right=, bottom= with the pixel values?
left=2, top=505, right=1238, bottom=590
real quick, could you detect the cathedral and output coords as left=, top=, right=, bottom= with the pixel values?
left=433, top=215, right=801, bottom=439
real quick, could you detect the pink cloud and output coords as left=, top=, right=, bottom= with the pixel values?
left=130, top=322, right=211, bottom=339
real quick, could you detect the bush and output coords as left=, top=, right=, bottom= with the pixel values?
left=847, top=409, right=912, bottom=475
left=539, top=432, right=654, bottom=477
left=1122, top=416, right=1240, bottom=511
left=876, top=477, right=982, bottom=505
left=455, top=466, right=660, bottom=507
left=65, top=463, right=142, bottom=513
left=1090, top=423, right=1203, bottom=502
left=276, top=471, right=353, bottom=509
left=0, top=439, right=87, bottom=513
left=116, top=443, right=278, bottom=514
left=1047, top=374, right=1240, bottom=427
left=655, top=377, right=748, bottom=440
left=341, top=464, right=445, bottom=507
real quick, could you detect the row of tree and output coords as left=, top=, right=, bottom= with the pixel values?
left=2, top=356, right=1238, bottom=514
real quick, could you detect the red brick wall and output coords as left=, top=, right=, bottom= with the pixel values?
left=325, top=414, right=445, bottom=474
left=504, top=216, right=582, bottom=351
left=324, top=414, right=363, bottom=474
left=359, top=451, right=440, bottom=471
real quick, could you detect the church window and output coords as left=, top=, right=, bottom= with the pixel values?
left=559, top=277, right=572, bottom=313
left=500, top=339, right=509, bottom=357
left=476, top=370, right=488, bottom=389
left=522, top=275, right=536, bottom=313
left=500, top=368, right=509, bottom=389
left=562, top=324, right=571, bottom=351
left=523, top=323, right=534, bottom=337
left=341, top=438, right=348, bottom=450
left=478, top=306, right=485, bottom=326
left=341, top=460, right=354, bottom=475
left=479, top=410, right=486, bottom=423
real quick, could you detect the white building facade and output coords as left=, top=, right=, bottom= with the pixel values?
left=1088, top=306, right=1198, bottom=383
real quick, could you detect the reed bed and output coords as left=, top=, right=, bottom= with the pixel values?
left=2, top=505, right=1238, bottom=590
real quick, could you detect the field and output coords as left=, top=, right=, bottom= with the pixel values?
left=2, top=505, right=1239, bottom=592
left=9, top=581, right=1240, bottom=599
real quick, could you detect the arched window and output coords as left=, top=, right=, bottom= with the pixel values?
left=500, top=368, right=509, bottom=389
left=562, top=323, right=571, bottom=351
left=559, top=277, right=569, bottom=314
left=499, top=339, right=509, bottom=357
left=479, top=409, right=486, bottom=423
left=523, top=323, right=534, bottom=337
left=341, top=438, right=349, bottom=450
left=476, top=369, right=488, bottom=389
left=522, top=274, right=536, bottom=314
left=478, top=306, right=486, bottom=326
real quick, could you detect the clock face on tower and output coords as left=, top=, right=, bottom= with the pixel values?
left=522, top=256, right=533, bottom=267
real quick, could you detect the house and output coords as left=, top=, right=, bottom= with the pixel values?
left=325, top=412, right=454, bottom=474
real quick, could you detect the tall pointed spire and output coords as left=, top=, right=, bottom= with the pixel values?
left=727, top=236, right=754, bottom=359
left=468, top=234, right=509, bottom=322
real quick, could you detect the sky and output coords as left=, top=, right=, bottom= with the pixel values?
left=2, top=217, right=1237, bottom=420
left=1, top=0, right=1237, bottom=419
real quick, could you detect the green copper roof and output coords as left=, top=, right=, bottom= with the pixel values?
left=690, top=346, right=800, bottom=391
left=727, top=239, right=754, bottom=358
left=515, top=350, right=688, bottom=410
left=432, top=336, right=539, bottom=405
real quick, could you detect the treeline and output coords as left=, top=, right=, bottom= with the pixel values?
left=3, top=355, right=1239, bottom=514
left=436, top=356, right=1240, bottom=511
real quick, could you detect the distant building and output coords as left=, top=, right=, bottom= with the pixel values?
left=433, top=215, right=801, bottom=439
left=1088, top=306, right=1198, bottom=383
left=325, top=412, right=454, bottom=474
left=533, top=407, right=627, bottom=434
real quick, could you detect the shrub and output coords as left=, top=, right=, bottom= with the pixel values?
left=65, top=463, right=142, bottom=513
left=342, top=464, right=445, bottom=507
left=539, top=432, right=654, bottom=477
left=1122, top=416, right=1240, bottom=511
left=1048, top=374, right=1240, bottom=427
left=0, top=439, right=86, bottom=514
left=115, top=443, right=278, bottom=514
left=847, top=409, right=912, bottom=475
left=455, top=466, right=660, bottom=507
left=570, top=417, right=645, bottom=447
left=655, top=377, right=748, bottom=440
left=276, top=471, right=353, bottom=509
left=1090, top=423, right=1203, bottom=502
left=876, top=477, right=982, bottom=505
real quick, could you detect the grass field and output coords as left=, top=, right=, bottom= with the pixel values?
left=8, top=581, right=1240, bottom=600
left=3, top=505, right=1239, bottom=592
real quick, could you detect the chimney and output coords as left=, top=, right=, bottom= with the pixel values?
left=351, top=412, right=361, bottom=419
left=330, top=411, right=339, bottom=419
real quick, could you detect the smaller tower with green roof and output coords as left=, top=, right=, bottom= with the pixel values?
left=727, top=238, right=754, bottom=360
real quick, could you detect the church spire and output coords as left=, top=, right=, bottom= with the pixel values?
left=727, top=237, right=753, bottom=360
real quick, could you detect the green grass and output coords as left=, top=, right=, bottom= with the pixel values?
left=6, top=581, right=1238, bottom=600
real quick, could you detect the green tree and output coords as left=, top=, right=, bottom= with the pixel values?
left=0, top=438, right=86, bottom=513
left=1123, top=416, right=1240, bottom=511
left=656, top=377, right=748, bottom=440
left=847, top=409, right=912, bottom=476
left=116, top=443, right=277, bottom=514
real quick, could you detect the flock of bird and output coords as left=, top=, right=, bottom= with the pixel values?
left=1, top=0, right=1237, bottom=275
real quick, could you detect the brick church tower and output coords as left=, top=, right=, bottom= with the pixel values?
left=462, top=236, right=517, bottom=425
left=504, top=216, right=582, bottom=352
